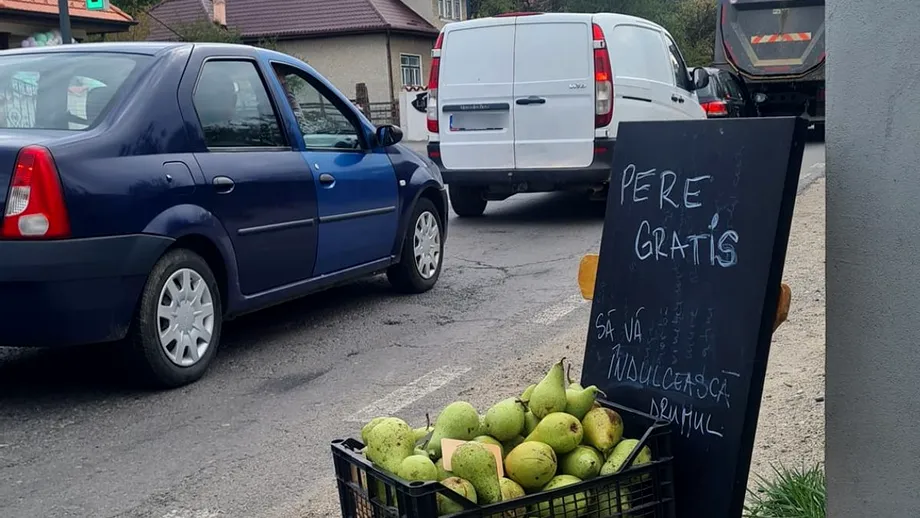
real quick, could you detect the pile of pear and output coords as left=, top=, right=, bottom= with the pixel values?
left=357, top=358, right=653, bottom=517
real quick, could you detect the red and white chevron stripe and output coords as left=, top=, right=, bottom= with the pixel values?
left=751, top=32, right=813, bottom=44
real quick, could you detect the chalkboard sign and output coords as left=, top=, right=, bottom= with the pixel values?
left=581, top=117, right=807, bottom=518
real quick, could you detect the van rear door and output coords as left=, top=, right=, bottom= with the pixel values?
left=512, top=14, right=595, bottom=169
left=437, top=19, right=516, bottom=171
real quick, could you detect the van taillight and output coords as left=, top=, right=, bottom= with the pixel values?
left=427, top=32, right=444, bottom=134
left=592, top=23, right=614, bottom=128
left=2, top=145, right=70, bottom=239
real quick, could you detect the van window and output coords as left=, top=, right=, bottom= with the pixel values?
left=513, top=22, right=592, bottom=83
left=441, top=25, right=514, bottom=86
left=607, top=25, right=673, bottom=85
left=664, top=34, right=693, bottom=92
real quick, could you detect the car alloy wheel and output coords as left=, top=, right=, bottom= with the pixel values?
left=413, top=210, right=441, bottom=279
left=156, top=267, right=215, bottom=367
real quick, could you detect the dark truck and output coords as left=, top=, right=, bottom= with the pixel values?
left=713, top=0, right=825, bottom=131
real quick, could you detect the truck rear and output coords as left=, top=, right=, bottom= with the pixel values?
left=713, top=0, right=825, bottom=128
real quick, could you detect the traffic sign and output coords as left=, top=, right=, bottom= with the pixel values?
left=85, top=0, right=109, bottom=11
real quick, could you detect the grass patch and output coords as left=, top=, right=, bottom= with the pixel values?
left=744, top=464, right=826, bottom=518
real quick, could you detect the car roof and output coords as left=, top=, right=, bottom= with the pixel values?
left=0, top=41, right=270, bottom=57
left=444, top=11, right=667, bottom=34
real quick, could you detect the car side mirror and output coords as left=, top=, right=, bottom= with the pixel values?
left=691, top=67, right=710, bottom=91
left=375, top=125, right=403, bottom=147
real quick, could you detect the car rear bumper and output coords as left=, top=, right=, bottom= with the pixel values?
left=427, top=139, right=615, bottom=192
left=0, top=234, right=174, bottom=347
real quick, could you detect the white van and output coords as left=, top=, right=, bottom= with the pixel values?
left=424, top=12, right=711, bottom=217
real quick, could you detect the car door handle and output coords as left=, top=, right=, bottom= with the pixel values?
left=319, top=173, right=336, bottom=186
left=516, top=97, right=546, bottom=105
left=671, top=94, right=685, bottom=104
left=212, top=176, right=235, bottom=194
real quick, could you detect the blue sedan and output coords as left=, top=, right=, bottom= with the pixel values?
left=0, top=42, right=447, bottom=388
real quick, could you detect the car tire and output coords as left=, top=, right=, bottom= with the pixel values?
left=449, top=185, right=487, bottom=217
left=127, top=248, right=223, bottom=389
left=388, top=198, right=444, bottom=294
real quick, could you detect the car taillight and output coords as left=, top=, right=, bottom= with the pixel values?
left=701, top=100, right=729, bottom=117
left=592, top=23, right=613, bottom=128
left=2, top=145, right=70, bottom=239
left=427, top=32, right=444, bottom=134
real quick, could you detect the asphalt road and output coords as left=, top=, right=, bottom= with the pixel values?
left=0, top=141, right=825, bottom=518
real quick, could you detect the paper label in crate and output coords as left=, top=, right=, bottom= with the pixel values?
left=440, top=439, right=504, bottom=478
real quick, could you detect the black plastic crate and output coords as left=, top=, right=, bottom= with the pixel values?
left=333, top=399, right=676, bottom=518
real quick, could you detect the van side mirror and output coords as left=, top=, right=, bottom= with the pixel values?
left=691, top=68, right=710, bottom=91
left=375, top=125, right=403, bottom=147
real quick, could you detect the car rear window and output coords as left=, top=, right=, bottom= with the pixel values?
left=696, top=78, right=718, bottom=101
left=0, top=52, right=149, bottom=130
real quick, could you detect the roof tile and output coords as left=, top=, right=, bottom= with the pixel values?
left=0, top=0, right=134, bottom=24
left=147, top=0, right=437, bottom=41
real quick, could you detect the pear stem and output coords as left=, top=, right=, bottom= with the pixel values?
left=426, top=412, right=431, bottom=430
left=566, top=363, right=575, bottom=386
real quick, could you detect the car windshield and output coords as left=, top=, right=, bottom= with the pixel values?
left=0, top=52, right=149, bottom=130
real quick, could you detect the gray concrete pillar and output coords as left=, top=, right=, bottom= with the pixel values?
left=826, top=1, right=920, bottom=515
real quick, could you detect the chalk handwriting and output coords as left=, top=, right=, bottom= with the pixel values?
left=619, top=163, right=739, bottom=268
left=650, top=396, right=724, bottom=438
left=607, top=344, right=734, bottom=409
left=633, top=213, right=739, bottom=266
left=619, top=165, right=712, bottom=210
left=595, top=307, right=645, bottom=345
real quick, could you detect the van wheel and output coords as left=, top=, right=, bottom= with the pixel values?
left=449, top=186, right=487, bottom=217
left=388, top=198, right=443, bottom=294
left=127, top=248, right=222, bottom=389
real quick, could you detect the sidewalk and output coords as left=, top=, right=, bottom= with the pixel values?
left=748, top=177, right=826, bottom=481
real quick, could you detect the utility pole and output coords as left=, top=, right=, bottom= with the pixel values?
left=58, top=0, right=73, bottom=44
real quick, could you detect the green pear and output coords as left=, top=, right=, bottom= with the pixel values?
left=437, top=477, right=477, bottom=515
left=581, top=407, right=624, bottom=454
left=502, top=435, right=525, bottom=458
left=413, top=425, right=434, bottom=445
left=529, top=358, right=568, bottom=419
left=523, top=410, right=540, bottom=436
left=565, top=385, right=605, bottom=421
left=426, top=401, right=480, bottom=459
left=525, top=412, right=583, bottom=455
left=534, top=475, right=589, bottom=517
left=595, top=486, right=632, bottom=516
left=361, top=417, right=386, bottom=445
left=435, top=457, right=453, bottom=481
left=559, top=445, right=604, bottom=480
left=521, top=383, right=536, bottom=404
left=473, top=435, right=505, bottom=458
left=397, top=454, right=439, bottom=482
left=482, top=398, right=526, bottom=441
left=566, top=363, right=582, bottom=390
left=504, top=441, right=557, bottom=492
left=365, top=417, right=416, bottom=474
left=599, top=438, right=652, bottom=476
left=414, top=447, right=428, bottom=457
left=450, top=442, right=502, bottom=504
left=499, top=477, right=527, bottom=517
